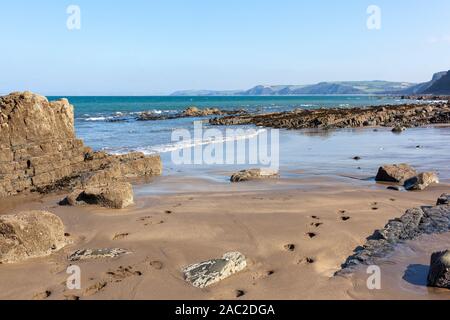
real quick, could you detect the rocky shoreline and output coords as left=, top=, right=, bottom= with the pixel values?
left=339, top=194, right=450, bottom=273
left=137, top=106, right=247, bottom=121
left=209, top=102, right=450, bottom=130
left=0, top=92, right=162, bottom=199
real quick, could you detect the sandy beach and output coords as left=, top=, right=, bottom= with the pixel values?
left=1, top=173, right=449, bottom=300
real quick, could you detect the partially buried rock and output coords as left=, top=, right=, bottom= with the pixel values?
left=392, top=126, right=406, bottom=133
left=61, top=182, right=134, bottom=209
left=375, top=164, right=417, bottom=184
left=404, top=172, right=439, bottom=191
left=0, top=211, right=68, bottom=264
left=68, top=248, right=130, bottom=262
left=182, top=252, right=247, bottom=288
left=230, top=169, right=279, bottom=183
left=437, top=194, right=450, bottom=206
left=427, top=250, right=450, bottom=289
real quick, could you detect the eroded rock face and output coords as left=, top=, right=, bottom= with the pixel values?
left=0, top=211, right=68, bottom=264
left=375, top=164, right=418, bottom=184
left=0, top=92, right=162, bottom=198
left=68, top=248, right=130, bottom=262
left=404, top=172, right=439, bottom=191
left=427, top=250, right=450, bottom=289
left=62, top=182, right=134, bottom=209
left=230, top=169, right=279, bottom=183
left=182, top=252, right=247, bottom=288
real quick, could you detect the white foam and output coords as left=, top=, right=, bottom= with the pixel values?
left=111, top=128, right=267, bottom=155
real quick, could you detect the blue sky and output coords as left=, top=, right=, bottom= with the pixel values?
left=1, top=0, right=449, bottom=95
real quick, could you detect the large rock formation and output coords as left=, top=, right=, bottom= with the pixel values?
left=210, top=103, right=450, bottom=130
left=404, top=172, right=439, bottom=191
left=0, top=211, right=68, bottom=264
left=0, top=92, right=162, bottom=198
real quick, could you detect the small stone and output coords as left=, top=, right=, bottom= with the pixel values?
left=427, top=250, right=450, bottom=289
left=182, top=252, right=247, bottom=288
left=387, top=185, right=403, bottom=191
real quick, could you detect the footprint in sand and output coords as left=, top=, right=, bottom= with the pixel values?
left=311, top=216, right=321, bottom=220
left=106, top=266, right=143, bottom=283
left=113, top=233, right=130, bottom=241
left=297, top=257, right=316, bottom=265
left=284, top=244, right=296, bottom=252
left=32, top=290, right=51, bottom=300
left=341, top=216, right=351, bottom=221
left=149, top=261, right=164, bottom=270
left=306, top=232, right=317, bottom=239
left=165, top=210, right=173, bottom=215
left=235, top=290, right=246, bottom=298
left=311, top=222, right=323, bottom=228
left=84, top=281, right=107, bottom=297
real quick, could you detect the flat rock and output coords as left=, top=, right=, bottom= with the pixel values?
left=182, top=252, right=247, bottom=288
left=230, top=169, right=279, bottom=183
left=427, top=250, right=450, bottom=289
left=404, top=172, right=439, bottom=191
left=61, top=182, right=134, bottom=209
left=375, top=164, right=417, bottom=184
left=68, top=248, right=130, bottom=262
left=0, top=211, right=68, bottom=264
left=437, top=194, right=450, bottom=205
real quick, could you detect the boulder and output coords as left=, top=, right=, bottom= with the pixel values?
left=68, top=248, right=130, bottom=262
left=0, top=211, right=68, bottom=264
left=427, top=250, right=450, bottom=289
left=230, top=168, right=279, bottom=183
left=375, top=164, right=417, bottom=184
left=437, top=194, right=450, bottom=205
left=404, top=172, right=439, bottom=191
left=62, top=182, right=134, bottom=209
left=392, top=126, right=406, bottom=133
left=0, top=92, right=162, bottom=198
left=182, top=252, right=247, bottom=288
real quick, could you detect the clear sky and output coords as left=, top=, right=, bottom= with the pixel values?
left=1, top=0, right=450, bottom=95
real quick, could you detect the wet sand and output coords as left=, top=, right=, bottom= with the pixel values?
left=0, top=175, right=449, bottom=300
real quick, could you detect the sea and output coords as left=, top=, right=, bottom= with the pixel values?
left=47, top=95, right=450, bottom=183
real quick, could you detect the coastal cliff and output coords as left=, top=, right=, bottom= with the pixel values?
left=0, top=92, right=162, bottom=198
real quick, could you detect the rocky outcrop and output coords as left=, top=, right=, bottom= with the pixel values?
left=375, top=164, right=418, bottom=184
left=0, top=92, right=162, bottom=198
left=339, top=196, right=450, bottom=273
left=230, top=169, right=279, bottom=183
left=61, top=182, right=134, bottom=209
left=68, top=248, right=130, bottom=262
left=138, top=107, right=246, bottom=121
left=0, top=211, right=68, bottom=264
left=182, top=252, right=247, bottom=288
left=427, top=250, right=450, bottom=289
left=404, top=172, right=439, bottom=191
left=210, top=103, right=450, bottom=130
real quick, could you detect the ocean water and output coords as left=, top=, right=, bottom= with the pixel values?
left=47, top=95, right=450, bottom=183
left=48, top=95, right=414, bottom=153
